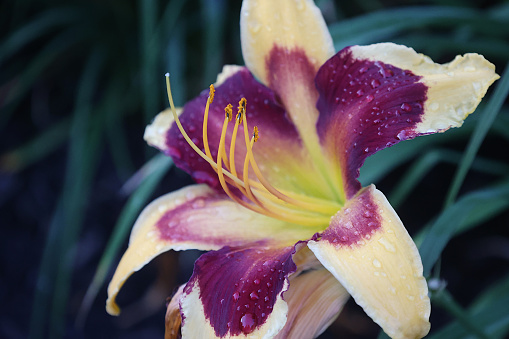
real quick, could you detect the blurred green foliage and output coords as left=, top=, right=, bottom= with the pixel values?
left=1, top=0, right=508, bottom=338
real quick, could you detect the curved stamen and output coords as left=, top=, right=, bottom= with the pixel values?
left=165, top=75, right=242, bottom=186
left=202, top=84, right=214, bottom=161
left=240, top=103, right=338, bottom=215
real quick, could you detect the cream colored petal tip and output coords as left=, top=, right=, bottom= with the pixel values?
left=308, top=185, right=430, bottom=339
left=350, top=43, right=499, bottom=134
left=106, top=184, right=217, bottom=316
left=240, top=0, right=334, bottom=85
left=144, top=107, right=182, bottom=152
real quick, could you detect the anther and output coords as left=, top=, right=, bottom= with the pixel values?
left=208, top=84, right=215, bottom=102
left=225, top=104, right=233, bottom=122
left=253, top=126, right=259, bottom=142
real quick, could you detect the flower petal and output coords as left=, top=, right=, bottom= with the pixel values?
left=240, top=0, right=334, bottom=87
left=165, top=285, right=184, bottom=339
left=315, top=43, right=498, bottom=198
left=275, top=269, right=349, bottom=339
left=308, top=185, right=430, bottom=339
left=106, top=184, right=314, bottom=316
left=180, top=245, right=297, bottom=338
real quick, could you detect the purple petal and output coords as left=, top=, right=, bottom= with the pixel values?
left=181, top=244, right=298, bottom=337
left=315, top=46, right=427, bottom=198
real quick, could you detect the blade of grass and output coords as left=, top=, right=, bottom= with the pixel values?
left=201, top=0, right=227, bottom=86
left=419, top=179, right=509, bottom=277
left=0, top=7, right=80, bottom=65
left=140, top=0, right=159, bottom=127
left=29, top=51, right=104, bottom=339
left=428, top=276, right=509, bottom=339
left=0, top=118, right=69, bottom=172
left=389, top=149, right=509, bottom=208
left=444, top=63, right=509, bottom=207
left=392, top=34, right=509, bottom=61
left=1, top=26, right=88, bottom=127
left=76, top=154, right=173, bottom=327
left=329, top=6, right=508, bottom=50
left=49, top=51, right=104, bottom=339
left=432, top=289, right=490, bottom=339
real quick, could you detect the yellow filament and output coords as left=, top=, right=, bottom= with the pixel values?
left=202, top=84, right=214, bottom=161
left=165, top=75, right=244, bottom=187
left=240, top=107, right=337, bottom=215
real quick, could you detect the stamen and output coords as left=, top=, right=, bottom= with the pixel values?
left=165, top=74, right=337, bottom=226
left=165, top=74, right=240, bottom=186
left=202, top=84, right=215, bottom=161
left=240, top=105, right=336, bottom=215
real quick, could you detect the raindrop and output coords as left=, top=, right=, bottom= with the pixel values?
left=401, top=103, right=412, bottom=112
left=264, top=296, right=269, bottom=302
left=249, top=292, right=259, bottom=300
left=430, top=102, right=440, bottom=111
left=359, top=66, right=368, bottom=74
left=254, top=279, right=260, bottom=285
left=240, top=313, right=256, bottom=333
left=266, top=282, right=272, bottom=288
left=370, top=79, right=381, bottom=88
left=378, top=237, right=396, bottom=253
left=364, top=210, right=372, bottom=218
left=340, top=236, right=349, bottom=242
left=372, top=259, right=382, bottom=268
left=233, top=292, right=240, bottom=302
left=366, top=94, right=374, bottom=102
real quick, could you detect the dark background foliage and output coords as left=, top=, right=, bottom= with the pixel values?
left=1, top=0, right=508, bottom=338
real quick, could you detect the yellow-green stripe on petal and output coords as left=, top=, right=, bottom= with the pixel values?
left=308, top=185, right=430, bottom=339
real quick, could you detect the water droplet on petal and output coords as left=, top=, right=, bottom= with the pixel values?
left=240, top=313, right=256, bottom=334
left=401, top=103, right=412, bottom=112
left=370, top=79, right=381, bottom=88
left=253, top=279, right=260, bottom=285
left=378, top=237, right=396, bottom=253
left=430, top=102, right=440, bottom=111
left=233, top=292, right=240, bottom=302
left=372, top=259, right=382, bottom=268
left=366, top=94, right=374, bottom=102
left=249, top=291, right=259, bottom=300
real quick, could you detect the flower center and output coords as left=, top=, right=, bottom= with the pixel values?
left=165, top=74, right=340, bottom=227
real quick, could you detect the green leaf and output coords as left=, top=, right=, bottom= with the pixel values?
left=329, top=6, right=509, bottom=50
left=444, top=63, right=509, bottom=207
left=419, top=179, right=509, bottom=277
left=0, top=7, right=80, bottom=65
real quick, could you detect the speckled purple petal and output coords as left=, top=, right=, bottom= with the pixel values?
left=180, top=244, right=298, bottom=337
left=165, top=67, right=313, bottom=193
left=315, top=47, right=427, bottom=198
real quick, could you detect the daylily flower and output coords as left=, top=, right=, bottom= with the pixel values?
left=106, top=0, right=498, bottom=338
